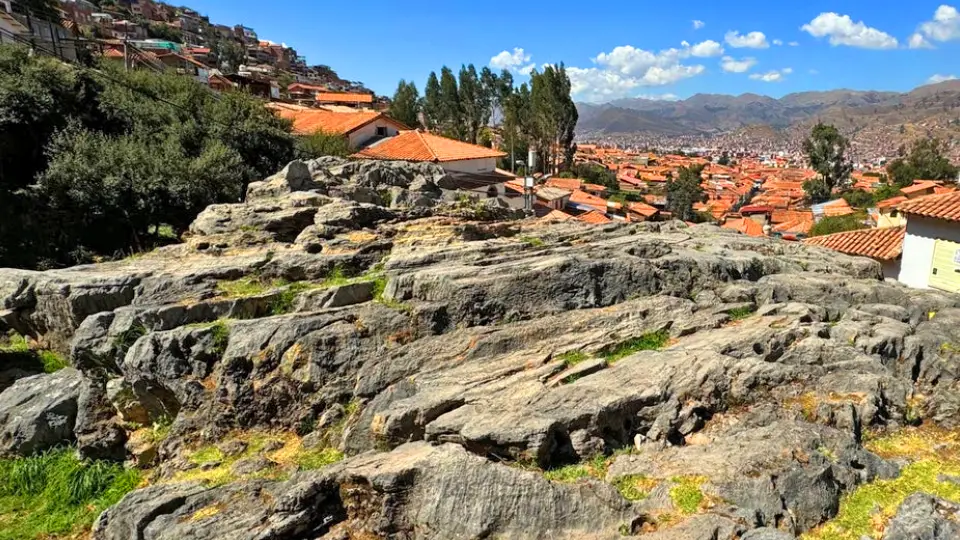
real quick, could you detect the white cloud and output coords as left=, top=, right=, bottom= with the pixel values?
left=788, top=41, right=800, bottom=46
left=809, top=69, right=819, bottom=75
left=720, top=56, right=757, bottom=73
left=725, top=30, right=770, bottom=48
left=568, top=44, right=709, bottom=102
left=909, top=32, right=935, bottom=49
left=489, top=48, right=536, bottom=74
left=917, top=5, right=960, bottom=43
left=693, top=20, right=705, bottom=30
left=773, top=39, right=784, bottom=46
left=928, top=73, right=958, bottom=84
left=800, top=13, right=898, bottom=49
left=688, top=39, right=724, bottom=57
left=749, top=67, right=792, bottom=82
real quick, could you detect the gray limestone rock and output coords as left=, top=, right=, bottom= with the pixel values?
left=0, top=368, right=84, bottom=456
left=883, top=493, right=960, bottom=540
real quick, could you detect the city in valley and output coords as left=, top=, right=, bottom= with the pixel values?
left=2, top=1, right=960, bottom=540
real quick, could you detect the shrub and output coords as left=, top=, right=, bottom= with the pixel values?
left=809, top=214, right=867, bottom=238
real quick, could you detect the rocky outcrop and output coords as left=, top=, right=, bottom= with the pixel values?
left=883, top=494, right=960, bottom=540
left=0, top=368, right=84, bottom=456
left=2, top=158, right=960, bottom=539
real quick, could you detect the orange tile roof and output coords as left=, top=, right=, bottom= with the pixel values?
left=583, top=183, right=608, bottom=192
left=771, top=210, right=813, bottom=224
left=722, top=217, right=766, bottom=237
left=875, top=196, right=907, bottom=210
left=822, top=198, right=856, bottom=217
left=352, top=130, right=506, bottom=163
left=804, top=227, right=904, bottom=260
left=569, top=189, right=609, bottom=212
left=316, top=92, right=374, bottom=104
left=542, top=209, right=573, bottom=221
left=772, top=217, right=813, bottom=235
left=897, top=191, right=960, bottom=222
left=900, top=180, right=940, bottom=195
left=627, top=202, right=659, bottom=218
left=545, top=178, right=583, bottom=191
left=576, top=210, right=613, bottom=225
left=272, top=108, right=406, bottom=136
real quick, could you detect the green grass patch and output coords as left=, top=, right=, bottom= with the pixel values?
left=217, top=277, right=273, bottom=298
left=296, top=447, right=345, bottom=470
left=0, top=448, right=140, bottom=540
left=557, top=350, right=589, bottom=368
left=112, top=323, right=147, bottom=359
left=669, top=476, right=706, bottom=514
left=519, top=236, right=545, bottom=248
left=543, top=464, right=592, bottom=482
left=209, top=320, right=230, bottom=356
left=727, top=306, right=756, bottom=321
left=613, top=474, right=659, bottom=501
left=188, top=445, right=224, bottom=466
left=1, top=333, right=69, bottom=373
left=602, top=330, right=670, bottom=364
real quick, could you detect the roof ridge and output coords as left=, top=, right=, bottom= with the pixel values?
left=415, top=130, right=439, bottom=162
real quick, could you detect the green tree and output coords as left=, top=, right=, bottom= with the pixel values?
left=210, top=38, right=246, bottom=74
left=841, top=189, right=874, bottom=208
left=872, top=182, right=902, bottom=203
left=809, top=214, right=867, bottom=237
left=802, top=123, right=852, bottom=203
left=0, top=45, right=296, bottom=269
left=146, top=22, right=184, bottom=43
left=886, top=138, right=959, bottom=188
left=388, top=79, right=420, bottom=128
left=458, top=64, right=483, bottom=143
left=421, top=72, right=441, bottom=131
left=718, top=151, right=730, bottom=166
left=296, top=131, right=351, bottom=159
left=666, top=165, right=706, bottom=222
left=438, top=66, right=462, bottom=139
left=11, top=0, right=61, bottom=20
left=529, top=64, right=577, bottom=173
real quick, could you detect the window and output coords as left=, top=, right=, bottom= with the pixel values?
left=376, top=126, right=388, bottom=137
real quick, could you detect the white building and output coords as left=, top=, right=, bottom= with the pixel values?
left=268, top=105, right=408, bottom=150
left=897, top=191, right=960, bottom=293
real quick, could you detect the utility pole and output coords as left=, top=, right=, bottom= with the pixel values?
left=524, top=147, right=537, bottom=212
left=123, top=38, right=128, bottom=71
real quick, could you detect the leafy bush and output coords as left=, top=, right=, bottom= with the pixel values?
left=0, top=448, right=140, bottom=539
left=808, top=214, right=867, bottom=237
left=296, top=130, right=351, bottom=158
left=840, top=190, right=874, bottom=209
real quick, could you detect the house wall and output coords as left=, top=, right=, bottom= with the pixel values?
left=441, top=158, right=497, bottom=174
left=898, top=215, right=960, bottom=288
left=881, top=259, right=902, bottom=281
left=347, top=120, right=401, bottom=149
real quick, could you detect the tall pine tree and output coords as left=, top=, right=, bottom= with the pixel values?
left=438, top=67, right=462, bottom=139
left=422, top=72, right=442, bottom=131
left=388, top=80, right=420, bottom=128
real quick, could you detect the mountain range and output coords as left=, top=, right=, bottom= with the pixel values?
left=575, top=81, right=960, bottom=143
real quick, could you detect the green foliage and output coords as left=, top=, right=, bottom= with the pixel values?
left=727, top=306, right=756, bottom=321
left=217, top=277, right=272, bottom=298
left=39, top=350, right=68, bottom=373
left=886, top=138, right=959, bottom=188
left=666, top=165, right=707, bottom=222
left=209, top=321, right=230, bottom=356
left=0, top=448, right=140, bottom=540
left=296, top=447, right=345, bottom=471
left=146, top=22, right=183, bottom=43
left=112, top=322, right=147, bottom=359
left=840, top=189, right=874, bottom=209
left=543, top=464, right=592, bottom=482
left=388, top=79, right=420, bottom=128
left=519, top=236, right=544, bottom=248
left=269, top=282, right=313, bottom=315
left=808, top=214, right=867, bottom=237
left=669, top=476, right=706, bottom=514
left=803, top=123, right=853, bottom=203
left=570, top=163, right=619, bottom=191
left=613, top=474, right=657, bottom=501
left=602, top=330, right=670, bottom=364
left=0, top=46, right=296, bottom=269
left=717, top=151, right=731, bottom=166
left=557, top=350, right=588, bottom=368
left=529, top=65, right=578, bottom=173
left=872, top=182, right=902, bottom=203
left=296, top=130, right=351, bottom=159
left=189, top=445, right=224, bottom=465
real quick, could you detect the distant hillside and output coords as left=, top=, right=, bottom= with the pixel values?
left=577, top=81, right=960, bottom=146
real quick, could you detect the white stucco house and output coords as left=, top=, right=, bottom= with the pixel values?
left=268, top=104, right=408, bottom=150
left=897, top=191, right=960, bottom=293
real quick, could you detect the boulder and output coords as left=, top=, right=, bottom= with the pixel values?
left=0, top=368, right=84, bottom=456
left=882, top=493, right=960, bottom=540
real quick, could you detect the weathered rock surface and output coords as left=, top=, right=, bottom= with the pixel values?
left=0, top=368, right=84, bottom=456
left=883, top=493, right=960, bottom=540
left=1, top=158, right=960, bottom=539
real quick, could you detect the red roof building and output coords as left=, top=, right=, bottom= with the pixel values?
left=352, top=131, right=506, bottom=173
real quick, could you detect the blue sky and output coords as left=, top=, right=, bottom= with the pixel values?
left=186, top=0, right=959, bottom=103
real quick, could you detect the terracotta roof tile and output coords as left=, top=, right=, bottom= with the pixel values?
left=352, top=131, right=506, bottom=162
left=875, top=196, right=907, bottom=210
left=900, top=180, right=940, bottom=195
left=627, top=202, right=659, bottom=218
left=569, top=189, right=609, bottom=212
left=272, top=109, right=406, bottom=136
left=542, top=209, right=573, bottom=221
left=545, top=178, right=583, bottom=191
left=897, top=191, right=960, bottom=222
left=316, top=92, right=374, bottom=104
left=722, top=218, right=766, bottom=237
left=576, top=210, right=613, bottom=225
left=804, top=227, right=904, bottom=260
left=822, top=198, right=856, bottom=217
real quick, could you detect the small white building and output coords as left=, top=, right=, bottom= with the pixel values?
left=268, top=105, right=408, bottom=150
left=897, top=191, right=960, bottom=293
